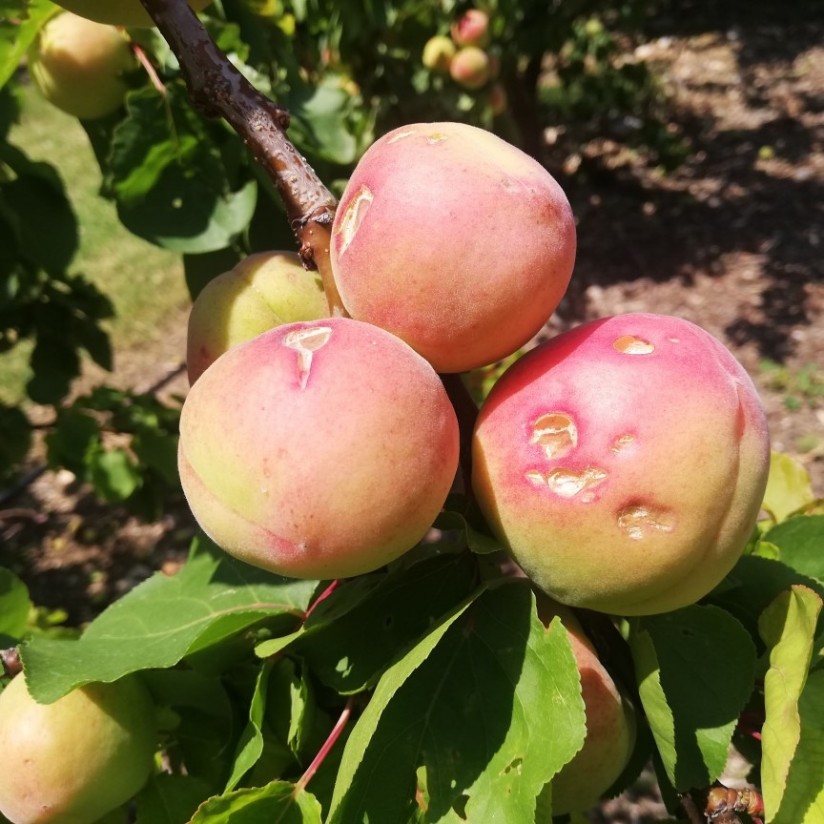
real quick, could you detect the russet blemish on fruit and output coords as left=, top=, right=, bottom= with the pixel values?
left=336, top=185, right=373, bottom=255
left=531, top=412, right=577, bottom=458
left=283, top=325, right=332, bottom=390
left=616, top=504, right=674, bottom=540
left=613, top=335, right=655, bottom=355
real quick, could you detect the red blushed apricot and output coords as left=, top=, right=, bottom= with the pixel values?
left=472, top=313, right=770, bottom=616
left=537, top=597, right=636, bottom=815
left=178, top=318, right=460, bottom=580
left=449, top=46, right=491, bottom=89
left=330, top=122, right=576, bottom=374
left=186, top=251, right=328, bottom=385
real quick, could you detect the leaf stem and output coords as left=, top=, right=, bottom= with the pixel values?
left=295, top=695, right=354, bottom=792
left=137, top=0, right=346, bottom=315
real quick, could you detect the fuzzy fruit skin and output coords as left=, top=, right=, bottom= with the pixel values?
left=178, top=317, right=459, bottom=579
left=0, top=674, right=156, bottom=824
left=449, top=46, right=491, bottom=90
left=27, top=12, right=135, bottom=120
left=450, top=9, right=490, bottom=47
left=330, top=122, right=576, bottom=373
left=421, top=35, right=456, bottom=73
left=472, top=313, right=770, bottom=616
left=537, top=597, right=635, bottom=815
left=53, top=0, right=211, bottom=27
left=186, top=251, right=328, bottom=384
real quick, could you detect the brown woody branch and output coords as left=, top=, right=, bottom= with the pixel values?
left=137, top=0, right=345, bottom=314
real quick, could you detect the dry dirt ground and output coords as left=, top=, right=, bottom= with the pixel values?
left=0, top=5, right=821, bottom=820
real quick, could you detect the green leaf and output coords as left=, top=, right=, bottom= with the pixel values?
left=190, top=780, right=322, bottom=822
left=136, top=774, right=214, bottom=824
left=295, top=552, right=479, bottom=693
left=110, top=86, right=257, bottom=253
left=20, top=537, right=318, bottom=702
left=0, top=140, right=78, bottom=274
left=764, top=516, right=824, bottom=585
left=226, top=660, right=275, bottom=792
left=763, top=451, right=815, bottom=523
left=0, top=0, right=55, bottom=90
left=630, top=605, right=756, bottom=790
left=434, top=494, right=501, bottom=555
left=0, top=566, right=31, bottom=644
left=759, top=585, right=824, bottom=823
left=87, top=446, right=142, bottom=503
left=328, top=582, right=586, bottom=823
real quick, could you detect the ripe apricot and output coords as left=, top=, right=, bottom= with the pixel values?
left=538, top=597, right=636, bottom=814
left=450, top=9, right=491, bottom=47
left=449, top=46, right=491, bottom=89
left=473, top=313, right=770, bottom=615
left=178, top=317, right=459, bottom=579
left=330, top=122, right=576, bottom=373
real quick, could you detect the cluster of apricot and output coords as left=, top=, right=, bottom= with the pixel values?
left=421, top=8, right=508, bottom=115
left=177, top=122, right=770, bottom=812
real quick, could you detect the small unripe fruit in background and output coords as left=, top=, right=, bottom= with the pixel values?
left=421, top=35, right=456, bottom=73
left=473, top=313, right=770, bottom=616
left=186, top=251, right=328, bottom=385
left=449, top=46, right=491, bottom=90
left=27, top=12, right=135, bottom=121
left=53, top=0, right=212, bottom=28
left=450, top=8, right=490, bottom=47
left=330, top=122, right=576, bottom=373
left=0, top=673, right=157, bottom=824
left=537, top=596, right=636, bottom=815
left=178, top=317, right=459, bottom=580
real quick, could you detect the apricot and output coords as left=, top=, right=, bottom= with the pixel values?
left=53, top=0, right=212, bottom=28
left=0, top=673, right=156, bottom=824
left=449, top=46, right=491, bottom=90
left=472, top=313, right=770, bottom=616
left=330, top=122, right=576, bottom=373
left=450, top=9, right=491, bottom=47
left=421, top=35, right=456, bottom=73
left=178, top=317, right=459, bottom=579
left=27, top=12, right=135, bottom=121
left=538, top=597, right=636, bottom=814
left=186, top=251, right=328, bottom=384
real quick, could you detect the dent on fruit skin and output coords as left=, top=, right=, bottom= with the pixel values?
left=471, top=313, right=771, bottom=616
left=330, top=121, right=577, bottom=374
left=178, top=317, right=460, bottom=580
left=0, top=674, right=156, bottom=824
left=186, top=250, right=328, bottom=385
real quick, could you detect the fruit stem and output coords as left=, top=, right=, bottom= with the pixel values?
left=440, top=374, right=478, bottom=496
left=137, top=0, right=347, bottom=315
left=295, top=695, right=354, bottom=792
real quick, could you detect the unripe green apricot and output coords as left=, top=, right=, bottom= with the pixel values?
left=330, top=122, right=576, bottom=373
left=449, top=46, right=491, bottom=90
left=52, top=0, right=212, bottom=28
left=178, top=317, right=460, bottom=579
left=27, top=12, right=136, bottom=121
left=0, top=673, right=157, bottom=824
left=473, top=313, right=770, bottom=616
left=421, top=35, right=456, bottom=73
left=537, top=597, right=636, bottom=815
left=186, top=251, right=328, bottom=385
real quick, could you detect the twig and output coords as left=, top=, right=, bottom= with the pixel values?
left=294, top=695, right=354, bottom=792
left=137, top=0, right=345, bottom=315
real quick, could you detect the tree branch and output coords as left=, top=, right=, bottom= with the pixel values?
left=137, top=0, right=346, bottom=314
